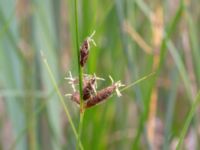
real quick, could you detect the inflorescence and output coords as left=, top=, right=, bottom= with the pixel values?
left=65, top=31, right=125, bottom=109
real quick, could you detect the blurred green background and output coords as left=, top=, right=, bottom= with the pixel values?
left=0, top=0, right=200, bottom=150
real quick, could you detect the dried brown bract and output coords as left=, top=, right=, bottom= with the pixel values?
left=80, top=31, right=96, bottom=67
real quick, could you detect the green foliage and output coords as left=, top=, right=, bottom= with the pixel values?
left=0, top=0, right=200, bottom=149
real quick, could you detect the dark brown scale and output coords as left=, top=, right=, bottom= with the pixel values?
left=70, top=76, right=96, bottom=100
left=83, top=78, right=96, bottom=100
left=70, top=78, right=96, bottom=103
left=80, top=40, right=89, bottom=67
left=85, top=84, right=116, bottom=108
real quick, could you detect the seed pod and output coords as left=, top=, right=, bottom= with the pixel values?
left=67, top=75, right=97, bottom=100
left=84, top=84, right=117, bottom=108
left=69, top=80, right=124, bottom=108
left=80, top=31, right=96, bottom=67
left=83, top=78, right=96, bottom=100
left=82, top=74, right=105, bottom=100
left=65, top=74, right=124, bottom=109
left=80, top=40, right=89, bottom=67
left=69, top=77, right=97, bottom=103
left=70, top=84, right=115, bottom=107
left=66, top=72, right=104, bottom=100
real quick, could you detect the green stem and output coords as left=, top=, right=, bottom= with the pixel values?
left=74, top=0, right=84, bottom=149
left=77, top=111, right=85, bottom=150
left=176, top=91, right=200, bottom=150
left=120, top=72, right=155, bottom=93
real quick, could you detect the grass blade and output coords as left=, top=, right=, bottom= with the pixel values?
left=41, top=52, right=83, bottom=150
left=176, top=91, right=200, bottom=149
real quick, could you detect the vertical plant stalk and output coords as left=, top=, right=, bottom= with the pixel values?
left=182, top=4, right=197, bottom=99
left=176, top=91, right=200, bottom=150
left=18, top=2, right=37, bottom=148
left=147, top=6, right=163, bottom=148
left=74, top=0, right=85, bottom=149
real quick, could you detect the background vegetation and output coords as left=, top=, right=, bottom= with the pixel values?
left=0, top=0, right=200, bottom=149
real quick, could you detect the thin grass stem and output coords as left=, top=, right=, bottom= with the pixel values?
left=120, top=72, right=156, bottom=93
left=74, top=0, right=85, bottom=149
left=41, top=51, right=83, bottom=150
left=176, top=91, right=200, bottom=150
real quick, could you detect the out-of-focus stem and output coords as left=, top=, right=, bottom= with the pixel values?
left=147, top=6, right=163, bottom=148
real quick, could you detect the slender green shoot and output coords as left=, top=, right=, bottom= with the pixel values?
left=176, top=91, right=200, bottom=149
left=120, top=72, right=156, bottom=93
left=91, top=72, right=156, bottom=103
left=74, top=0, right=85, bottom=149
left=41, top=51, right=83, bottom=150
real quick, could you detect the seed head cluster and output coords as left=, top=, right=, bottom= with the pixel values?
left=65, top=31, right=124, bottom=109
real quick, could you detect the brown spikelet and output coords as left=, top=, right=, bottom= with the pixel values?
left=79, top=31, right=96, bottom=67
left=80, top=40, right=89, bottom=67
left=69, top=80, right=123, bottom=108
left=70, top=84, right=116, bottom=108
left=70, top=77, right=96, bottom=103
left=82, top=78, right=96, bottom=100
left=85, top=84, right=117, bottom=108
left=71, top=84, right=117, bottom=108
left=70, top=75, right=97, bottom=100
